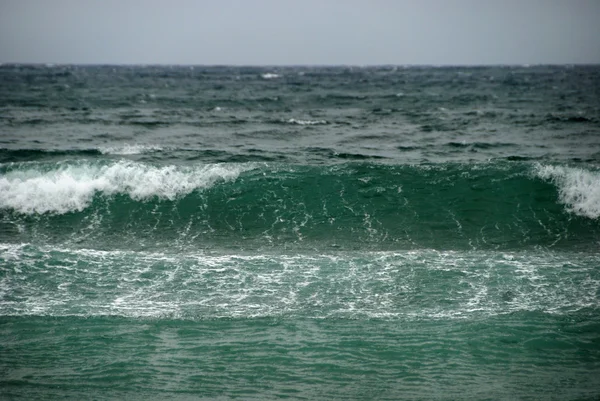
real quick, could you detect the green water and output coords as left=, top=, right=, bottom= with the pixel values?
left=3, top=315, right=599, bottom=400
left=1, top=65, right=600, bottom=399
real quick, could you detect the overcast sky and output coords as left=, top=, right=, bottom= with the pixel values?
left=1, top=0, right=599, bottom=65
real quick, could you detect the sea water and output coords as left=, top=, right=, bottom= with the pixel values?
left=1, top=65, right=600, bottom=399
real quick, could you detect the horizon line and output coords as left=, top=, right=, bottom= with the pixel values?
left=1, top=62, right=599, bottom=68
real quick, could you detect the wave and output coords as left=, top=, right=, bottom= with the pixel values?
left=545, top=113, right=595, bottom=124
left=0, top=148, right=102, bottom=163
left=304, top=147, right=387, bottom=160
left=261, top=73, right=280, bottom=79
left=534, top=164, right=600, bottom=219
left=98, top=144, right=164, bottom=155
left=1, top=160, right=599, bottom=251
left=286, top=118, right=328, bottom=126
left=0, top=160, right=255, bottom=214
left=0, top=145, right=166, bottom=163
left=445, top=141, right=516, bottom=149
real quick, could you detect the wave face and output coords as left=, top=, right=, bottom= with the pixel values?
left=1, top=160, right=599, bottom=251
left=1, top=65, right=600, bottom=400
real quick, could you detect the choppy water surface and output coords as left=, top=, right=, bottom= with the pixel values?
left=1, top=65, right=600, bottom=400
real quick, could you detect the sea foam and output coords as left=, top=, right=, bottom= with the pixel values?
left=535, top=164, right=600, bottom=219
left=287, top=118, right=328, bottom=125
left=2, top=245, right=599, bottom=319
left=0, top=161, right=253, bottom=214
left=98, top=144, right=164, bottom=155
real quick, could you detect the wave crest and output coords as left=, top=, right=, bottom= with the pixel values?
left=98, top=144, right=164, bottom=155
left=287, top=118, right=327, bottom=125
left=535, top=164, right=600, bottom=219
left=0, top=161, right=253, bottom=214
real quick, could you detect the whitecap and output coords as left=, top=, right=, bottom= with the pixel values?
left=534, top=164, right=600, bottom=219
left=98, top=144, right=163, bottom=155
left=287, top=118, right=327, bottom=126
left=0, top=161, right=255, bottom=214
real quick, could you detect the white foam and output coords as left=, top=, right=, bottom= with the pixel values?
left=2, top=246, right=599, bottom=319
left=534, top=164, right=600, bottom=219
left=287, top=118, right=327, bottom=126
left=99, top=144, right=164, bottom=155
left=261, top=73, right=280, bottom=79
left=0, top=161, right=254, bottom=214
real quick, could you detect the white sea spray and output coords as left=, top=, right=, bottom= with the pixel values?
left=535, top=164, right=600, bottom=219
left=0, top=161, right=255, bottom=214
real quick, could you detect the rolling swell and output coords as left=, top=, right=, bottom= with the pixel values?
left=1, top=160, right=599, bottom=251
left=0, top=148, right=102, bottom=163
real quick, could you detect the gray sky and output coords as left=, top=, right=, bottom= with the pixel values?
left=1, top=0, right=599, bottom=65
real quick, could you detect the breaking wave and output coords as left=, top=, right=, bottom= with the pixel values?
left=534, top=163, right=600, bottom=219
left=1, top=161, right=599, bottom=251
left=0, top=160, right=255, bottom=214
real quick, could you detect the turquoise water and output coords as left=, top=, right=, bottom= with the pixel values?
left=1, top=65, right=600, bottom=399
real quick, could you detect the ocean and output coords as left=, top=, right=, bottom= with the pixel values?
left=1, top=64, right=599, bottom=400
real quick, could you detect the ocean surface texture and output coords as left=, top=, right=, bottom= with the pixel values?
left=1, top=65, right=600, bottom=400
